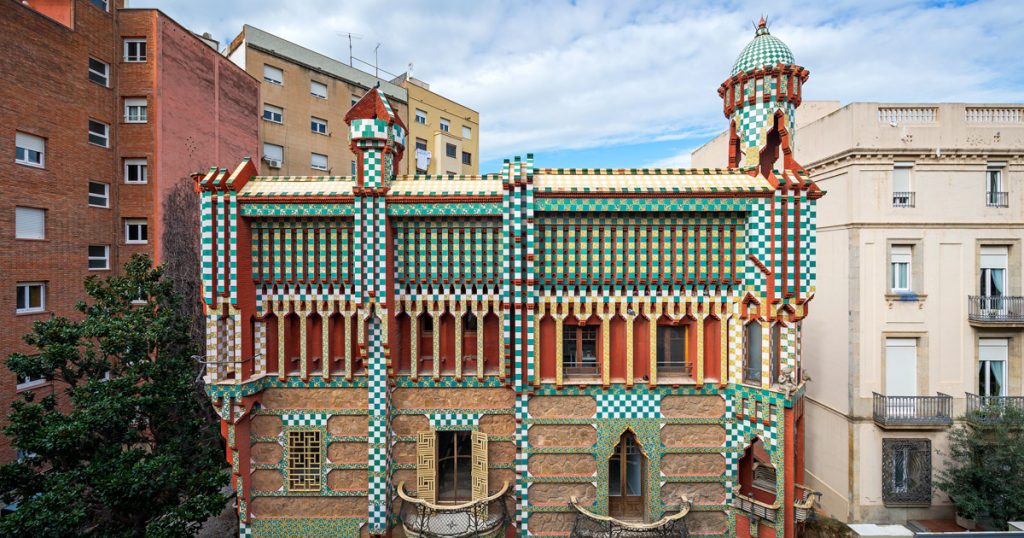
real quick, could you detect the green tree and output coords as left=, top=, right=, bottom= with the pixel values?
left=0, top=255, right=227, bottom=537
left=936, top=407, right=1024, bottom=530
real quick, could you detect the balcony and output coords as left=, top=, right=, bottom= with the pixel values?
left=968, top=296, right=1024, bottom=325
left=986, top=191, right=1009, bottom=208
left=965, top=392, right=1024, bottom=425
left=892, top=191, right=915, bottom=208
left=872, top=392, right=953, bottom=429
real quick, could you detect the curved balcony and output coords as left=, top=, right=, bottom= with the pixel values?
left=396, top=481, right=512, bottom=538
left=568, top=495, right=691, bottom=537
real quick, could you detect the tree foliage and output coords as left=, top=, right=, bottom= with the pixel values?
left=0, top=255, right=226, bottom=537
left=936, top=407, right=1024, bottom=529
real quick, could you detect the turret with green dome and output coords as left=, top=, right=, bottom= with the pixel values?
left=718, top=17, right=809, bottom=177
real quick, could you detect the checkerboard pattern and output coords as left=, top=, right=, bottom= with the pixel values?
left=428, top=413, right=482, bottom=430
left=282, top=413, right=329, bottom=427
left=596, top=393, right=661, bottom=419
left=731, top=25, right=794, bottom=76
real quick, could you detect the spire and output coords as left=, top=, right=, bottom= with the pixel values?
left=756, top=15, right=770, bottom=36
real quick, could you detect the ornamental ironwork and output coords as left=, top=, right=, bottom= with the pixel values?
left=881, top=438, right=931, bottom=506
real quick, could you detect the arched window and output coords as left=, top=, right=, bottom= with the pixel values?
left=743, top=321, right=762, bottom=384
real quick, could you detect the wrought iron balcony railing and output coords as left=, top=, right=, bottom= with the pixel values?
left=872, top=392, right=953, bottom=428
left=731, top=486, right=780, bottom=523
left=397, top=481, right=512, bottom=538
left=968, top=296, right=1024, bottom=323
left=965, top=392, right=1024, bottom=425
left=892, top=191, right=915, bottom=208
left=986, top=191, right=1009, bottom=207
left=569, top=494, right=691, bottom=537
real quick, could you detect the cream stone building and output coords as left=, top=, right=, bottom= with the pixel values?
left=392, top=74, right=480, bottom=175
left=694, top=102, right=1024, bottom=523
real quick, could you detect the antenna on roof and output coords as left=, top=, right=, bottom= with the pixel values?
left=336, top=31, right=363, bottom=67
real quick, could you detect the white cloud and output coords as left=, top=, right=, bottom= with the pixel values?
left=137, top=0, right=1024, bottom=165
left=647, top=148, right=695, bottom=169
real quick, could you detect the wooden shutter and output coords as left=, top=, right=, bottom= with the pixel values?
left=416, top=431, right=436, bottom=503
left=471, top=430, right=488, bottom=501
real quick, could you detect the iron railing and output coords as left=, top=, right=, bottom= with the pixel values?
left=569, top=495, right=690, bottom=538
left=892, top=192, right=915, bottom=208
left=968, top=296, right=1024, bottom=322
left=397, top=481, right=512, bottom=538
left=986, top=191, right=1009, bottom=208
left=872, top=393, right=953, bottom=428
left=965, top=392, right=1024, bottom=425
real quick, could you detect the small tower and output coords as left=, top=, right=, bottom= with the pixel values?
left=719, top=17, right=809, bottom=177
left=345, top=87, right=407, bottom=189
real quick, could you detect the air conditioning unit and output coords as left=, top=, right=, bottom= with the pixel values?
left=264, top=158, right=281, bottom=169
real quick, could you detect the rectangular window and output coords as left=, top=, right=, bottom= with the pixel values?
left=287, top=430, right=322, bottom=492
left=462, top=126, right=472, bottom=140
left=986, top=162, right=1008, bottom=207
left=436, top=431, right=473, bottom=503
left=439, top=118, right=450, bottom=132
left=124, top=158, right=148, bottom=184
left=351, top=160, right=356, bottom=176
left=351, top=94, right=361, bottom=106
left=16, top=282, right=45, bottom=314
left=88, top=120, right=109, bottom=147
left=979, top=246, right=1008, bottom=313
left=123, top=39, right=146, bottom=62
left=88, top=57, right=109, bottom=86
left=415, top=109, right=427, bottom=125
left=88, top=245, right=110, bottom=270
left=310, top=80, right=327, bottom=99
left=263, top=64, right=283, bottom=85
left=882, top=439, right=931, bottom=506
left=979, top=338, right=1007, bottom=397
left=16, top=370, right=47, bottom=391
left=563, top=325, right=598, bottom=376
left=263, top=143, right=283, bottom=167
left=88, top=181, right=109, bottom=208
left=262, top=104, right=283, bottom=123
left=15, top=207, right=45, bottom=240
left=743, top=322, right=762, bottom=384
left=125, top=218, right=148, bottom=244
left=890, top=245, right=912, bottom=292
left=892, top=162, right=914, bottom=207
left=124, top=97, right=147, bottom=123
left=15, top=132, right=45, bottom=167
left=461, top=151, right=472, bottom=166
left=885, top=338, right=918, bottom=397
left=310, top=116, right=327, bottom=134
left=416, top=138, right=428, bottom=152
left=656, top=325, right=688, bottom=375
left=311, top=153, right=328, bottom=171
left=769, top=322, right=781, bottom=384
left=89, top=0, right=108, bottom=11
left=446, top=143, right=456, bottom=158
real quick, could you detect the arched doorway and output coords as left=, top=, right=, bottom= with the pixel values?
left=608, top=431, right=646, bottom=520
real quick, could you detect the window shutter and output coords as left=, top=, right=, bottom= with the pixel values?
left=416, top=431, right=436, bottom=503
left=981, top=246, right=1008, bottom=269
left=15, top=207, right=45, bottom=239
left=891, top=245, right=912, bottom=264
left=471, top=430, right=488, bottom=501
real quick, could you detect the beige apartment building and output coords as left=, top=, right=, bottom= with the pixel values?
left=393, top=73, right=479, bottom=174
left=694, top=102, right=1024, bottom=524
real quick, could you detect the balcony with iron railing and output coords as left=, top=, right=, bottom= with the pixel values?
left=965, top=392, right=1024, bottom=425
left=892, top=191, right=915, bottom=208
left=872, top=392, right=953, bottom=429
left=986, top=191, right=1009, bottom=208
left=968, top=296, right=1024, bottom=324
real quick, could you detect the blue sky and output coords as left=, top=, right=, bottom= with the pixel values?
left=136, top=0, right=1024, bottom=173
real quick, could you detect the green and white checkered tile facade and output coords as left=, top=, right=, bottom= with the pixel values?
left=596, top=392, right=662, bottom=419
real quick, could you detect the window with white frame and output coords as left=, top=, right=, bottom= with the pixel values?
left=311, top=116, right=327, bottom=135
left=980, top=246, right=1008, bottom=312
left=125, top=219, right=148, bottom=244
left=351, top=94, right=361, bottom=106
left=415, top=109, right=427, bottom=125
left=124, top=97, right=147, bottom=123
left=987, top=162, right=1007, bottom=207
left=124, top=158, right=147, bottom=183
left=263, top=64, right=283, bottom=85
left=890, top=245, right=912, bottom=292
left=88, top=57, right=109, bottom=86
left=263, top=143, right=283, bottom=167
left=262, top=104, right=283, bottom=123
left=310, top=80, right=327, bottom=99
left=123, top=38, right=146, bottom=62
left=16, top=370, right=47, bottom=391
left=88, top=181, right=109, bottom=208
left=88, top=245, right=110, bottom=270
left=16, top=282, right=45, bottom=314
left=462, top=126, right=472, bottom=140
left=978, top=338, right=1007, bottom=397
left=15, top=207, right=45, bottom=240
left=311, top=153, right=328, bottom=171
left=439, top=118, right=450, bottom=132
left=88, top=120, right=109, bottom=147
left=892, top=162, right=914, bottom=207
left=15, top=132, right=45, bottom=167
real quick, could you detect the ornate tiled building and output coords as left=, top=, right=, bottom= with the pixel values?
left=200, top=19, right=820, bottom=538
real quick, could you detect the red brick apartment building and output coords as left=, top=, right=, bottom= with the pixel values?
left=0, top=0, right=260, bottom=460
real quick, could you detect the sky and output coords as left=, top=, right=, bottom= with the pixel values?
left=133, top=0, right=1024, bottom=173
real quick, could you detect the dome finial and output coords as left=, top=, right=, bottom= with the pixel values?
left=755, top=15, right=769, bottom=35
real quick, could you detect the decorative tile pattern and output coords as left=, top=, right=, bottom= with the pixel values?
left=596, top=392, right=662, bottom=419
left=282, top=413, right=329, bottom=427
left=427, top=413, right=482, bottom=430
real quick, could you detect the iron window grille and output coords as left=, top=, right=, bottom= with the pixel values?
left=287, top=430, right=322, bottom=492
left=882, top=438, right=931, bottom=506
